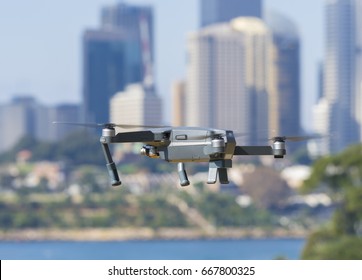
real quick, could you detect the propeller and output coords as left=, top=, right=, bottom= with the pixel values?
left=52, top=121, right=170, bottom=129
left=269, top=134, right=325, bottom=142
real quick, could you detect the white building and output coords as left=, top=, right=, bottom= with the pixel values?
left=186, top=17, right=271, bottom=144
left=110, top=83, right=162, bottom=128
left=309, top=97, right=330, bottom=157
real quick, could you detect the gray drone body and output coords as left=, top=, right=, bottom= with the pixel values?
left=98, top=125, right=287, bottom=187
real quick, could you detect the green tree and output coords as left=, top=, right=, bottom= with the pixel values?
left=0, top=130, right=104, bottom=165
left=55, top=131, right=104, bottom=165
left=241, top=167, right=292, bottom=210
left=78, top=166, right=106, bottom=193
left=301, top=144, right=362, bottom=259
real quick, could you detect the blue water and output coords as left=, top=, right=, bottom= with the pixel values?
left=0, top=239, right=305, bottom=260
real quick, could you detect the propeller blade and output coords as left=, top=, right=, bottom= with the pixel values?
left=52, top=121, right=108, bottom=128
left=113, top=124, right=170, bottom=129
left=53, top=121, right=170, bottom=129
left=233, top=132, right=251, bottom=138
left=269, top=134, right=325, bottom=142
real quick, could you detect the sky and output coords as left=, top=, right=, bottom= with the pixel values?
left=0, top=0, right=324, bottom=131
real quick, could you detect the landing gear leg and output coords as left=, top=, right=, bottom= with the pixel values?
left=177, top=162, right=190, bottom=186
left=207, top=160, right=231, bottom=184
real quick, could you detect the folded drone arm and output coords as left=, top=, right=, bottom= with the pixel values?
left=110, top=130, right=162, bottom=143
left=234, top=144, right=286, bottom=158
left=233, top=146, right=274, bottom=155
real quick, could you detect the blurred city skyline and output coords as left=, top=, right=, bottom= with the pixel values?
left=0, top=0, right=324, bottom=130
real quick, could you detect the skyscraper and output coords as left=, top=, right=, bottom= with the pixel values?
left=186, top=17, right=271, bottom=144
left=83, top=2, right=154, bottom=123
left=83, top=29, right=142, bottom=122
left=200, top=0, right=263, bottom=27
left=101, top=2, right=154, bottom=87
left=355, top=0, right=362, bottom=141
left=265, top=11, right=301, bottom=145
left=323, top=0, right=361, bottom=153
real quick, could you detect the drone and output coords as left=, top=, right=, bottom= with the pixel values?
left=54, top=122, right=315, bottom=187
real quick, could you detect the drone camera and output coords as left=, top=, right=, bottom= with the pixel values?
left=140, top=145, right=160, bottom=158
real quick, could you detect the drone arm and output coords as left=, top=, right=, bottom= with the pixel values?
left=110, top=131, right=159, bottom=143
left=234, top=145, right=286, bottom=158
left=101, top=142, right=122, bottom=186
left=234, top=146, right=274, bottom=156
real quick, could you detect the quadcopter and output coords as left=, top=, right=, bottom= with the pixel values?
left=54, top=122, right=315, bottom=187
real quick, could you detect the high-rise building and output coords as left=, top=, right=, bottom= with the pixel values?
left=101, top=2, right=154, bottom=87
left=323, top=0, right=361, bottom=153
left=83, top=29, right=141, bottom=123
left=186, top=17, right=271, bottom=144
left=355, top=0, right=362, bottom=141
left=200, top=0, right=263, bottom=27
left=265, top=11, right=301, bottom=146
left=83, top=2, right=154, bottom=123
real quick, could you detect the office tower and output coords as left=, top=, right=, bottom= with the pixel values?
left=0, top=97, right=82, bottom=152
left=83, top=2, right=154, bottom=123
left=186, top=17, right=271, bottom=144
left=265, top=11, right=301, bottom=146
left=83, top=30, right=138, bottom=123
left=356, top=0, right=362, bottom=141
left=101, top=2, right=154, bottom=87
left=200, top=0, right=262, bottom=27
left=0, top=96, right=36, bottom=152
left=110, top=83, right=162, bottom=127
left=171, top=80, right=187, bottom=126
left=323, top=0, right=361, bottom=153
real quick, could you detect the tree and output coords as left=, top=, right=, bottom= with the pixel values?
left=241, top=167, right=292, bottom=210
left=301, top=144, right=362, bottom=259
left=56, top=131, right=104, bottom=165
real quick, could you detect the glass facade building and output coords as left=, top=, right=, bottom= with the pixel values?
left=200, top=0, right=262, bottom=27
left=265, top=11, right=301, bottom=151
left=83, top=2, right=153, bottom=123
left=323, top=0, right=361, bottom=153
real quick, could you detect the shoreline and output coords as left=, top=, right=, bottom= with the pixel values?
left=0, top=227, right=308, bottom=241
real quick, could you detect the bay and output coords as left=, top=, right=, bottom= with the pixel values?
left=0, top=238, right=304, bottom=260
